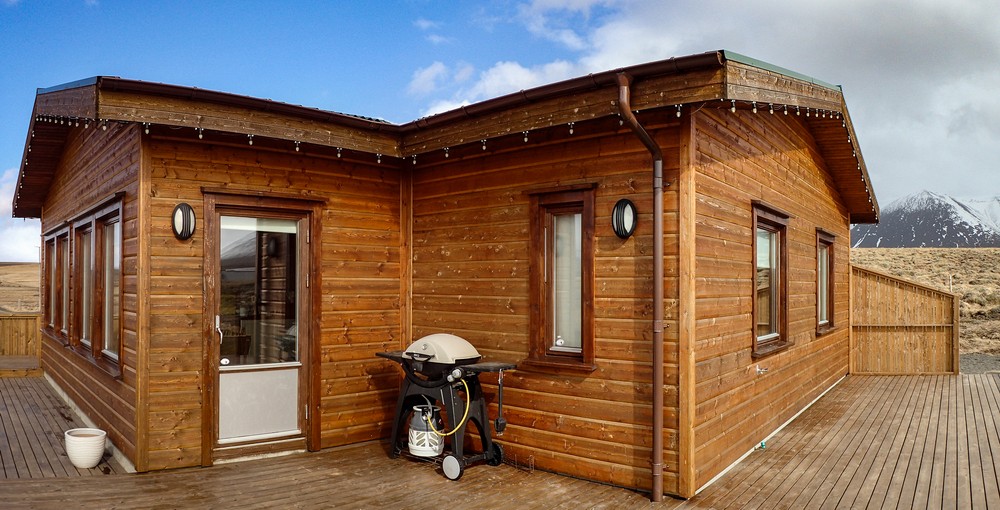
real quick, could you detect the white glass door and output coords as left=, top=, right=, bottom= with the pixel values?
left=216, top=215, right=301, bottom=444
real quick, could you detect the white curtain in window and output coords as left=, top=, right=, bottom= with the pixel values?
left=552, top=212, right=582, bottom=351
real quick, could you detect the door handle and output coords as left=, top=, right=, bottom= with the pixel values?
left=216, top=315, right=224, bottom=345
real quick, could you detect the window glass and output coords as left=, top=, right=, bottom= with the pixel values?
left=79, top=229, right=94, bottom=346
left=551, top=211, right=582, bottom=352
left=219, top=216, right=299, bottom=366
left=756, top=226, right=779, bottom=340
left=818, top=243, right=830, bottom=325
left=60, top=236, right=69, bottom=333
left=103, top=221, right=121, bottom=358
left=47, top=241, right=56, bottom=328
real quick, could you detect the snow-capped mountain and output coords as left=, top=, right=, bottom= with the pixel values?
left=851, top=191, right=1000, bottom=248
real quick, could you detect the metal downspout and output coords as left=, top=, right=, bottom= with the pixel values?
left=616, top=72, right=665, bottom=502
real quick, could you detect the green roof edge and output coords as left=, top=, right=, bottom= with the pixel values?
left=721, top=50, right=842, bottom=92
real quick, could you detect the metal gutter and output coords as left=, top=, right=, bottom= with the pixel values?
left=615, top=72, right=665, bottom=502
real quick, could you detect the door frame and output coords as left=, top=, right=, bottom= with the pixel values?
left=201, top=188, right=324, bottom=466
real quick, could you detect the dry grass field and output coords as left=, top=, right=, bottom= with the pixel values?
left=851, top=248, right=1000, bottom=355
left=0, top=263, right=39, bottom=313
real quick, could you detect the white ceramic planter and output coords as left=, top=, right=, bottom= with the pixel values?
left=64, top=428, right=107, bottom=469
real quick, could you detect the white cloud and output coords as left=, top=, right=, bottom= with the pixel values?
left=516, top=0, right=616, bottom=51
left=407, top=61, right=450, bottom=96
left=426, top=34, right=453, bottom=45
left=414, top=18, right=441, bottom=31
left=420, top=59, right=580, bottom=117
left=0, top=167, right=39, bottom=262
left=414, top=0, right=1000, bottom=204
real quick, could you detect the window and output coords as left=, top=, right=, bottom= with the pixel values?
left=76, top=225, right=95, bottom=347
left=525, top=185, right=596, bottom=372
left=102, top=220, right=121, bottom=359
left=59, top=234, right=70, bottom=335
left=817, top=229, right=835, bottom=335
left=42, top=230, right=70, bottom=337
left=752, top=202, right=790, bottom=357
left=42, top=195, right=123, bottom=374
left=44, top=239, right=55, bottom=328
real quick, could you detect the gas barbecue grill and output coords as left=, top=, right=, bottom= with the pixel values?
left=377, top=333, right=515, bottom=480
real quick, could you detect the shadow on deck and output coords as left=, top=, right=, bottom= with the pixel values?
left=2, top=374, right=1000, bottom=509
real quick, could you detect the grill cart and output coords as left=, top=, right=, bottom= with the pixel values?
left=377, top=333, right=515, bottom=480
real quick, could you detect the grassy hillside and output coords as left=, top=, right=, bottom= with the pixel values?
left=0, top=262, right=39, bottom=313
left=851, top=248, right=1000, bottom=355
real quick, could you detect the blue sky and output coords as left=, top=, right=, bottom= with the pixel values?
left=2, top=0, right=999, bottom=261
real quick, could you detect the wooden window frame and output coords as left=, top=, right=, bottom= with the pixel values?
left=752, top=201, right=790, bottom=358
left=522, top=184, right=596, bottom=373
left=74, top=221, right=96, bottom=349
left=43, top=194, right=124, bottom=378
left=101, top=218, right=122, bottom=361
left=816, top=229, right=836, bottom=335
left=44, top=238, right=57, bottom=328
left=42, top=230, right=70, bottom=335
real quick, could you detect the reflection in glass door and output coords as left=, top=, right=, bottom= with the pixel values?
left=217, top=215, right=301, bottom=444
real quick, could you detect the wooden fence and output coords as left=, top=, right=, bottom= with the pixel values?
left=0, top=313, right=42, bottom=376
left=851, top=265, right=959, bottom=374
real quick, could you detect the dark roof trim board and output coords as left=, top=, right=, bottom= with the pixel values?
left=13, top=50, right=879, bottom=223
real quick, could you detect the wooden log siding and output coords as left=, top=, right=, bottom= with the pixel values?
left=850, top=265, right=959, bottom=374
left=691, top=108, right=851, bottom=491
left=38, top=122, right=142, bottom=467
left=409, top=116, right=682, bottom=494
left=146, top=137, right=402, bottom=470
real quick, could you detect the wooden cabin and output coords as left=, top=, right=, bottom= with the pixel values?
left=11, top=50, right=878, bottom=500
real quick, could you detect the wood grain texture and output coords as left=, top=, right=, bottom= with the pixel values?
left=850, top=265, right=959, bottom=374
left=409, top=117, right=682, bottom=494
left=145, top=136, right=403, bottom=469
left=691, top=107, right=852, bottom=489
left=38, top=123, right=141, bottom=466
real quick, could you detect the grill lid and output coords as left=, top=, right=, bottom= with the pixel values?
left=403, top=333, right=481, bottom=365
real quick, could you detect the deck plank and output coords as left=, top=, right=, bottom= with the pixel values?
left=0, top=377, right=121, bottom=479
left=3, top=374, right=1000, bottom=508
left=882, top=377, right=941, bottom=508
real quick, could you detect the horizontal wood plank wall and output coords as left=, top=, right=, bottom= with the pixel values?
left=146, top=138, right=402, bottom=469
left=39, top=123, right=141, bottom=465
left=408, top=115, right=681, bottom=494
left=0, top=314, right=40, bottom=357
left=850, top=265, right=958, bottom=374
left=692, top=108, right=851, bottom=489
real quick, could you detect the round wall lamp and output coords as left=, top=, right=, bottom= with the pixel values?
left=171, top=203, right=196, bottom=240
left=611, top=198, right=637, bottom=239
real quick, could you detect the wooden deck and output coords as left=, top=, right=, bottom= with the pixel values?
left=0, top=377, right=122, bottom=479
left=1, top=375, right=999, bottom=509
